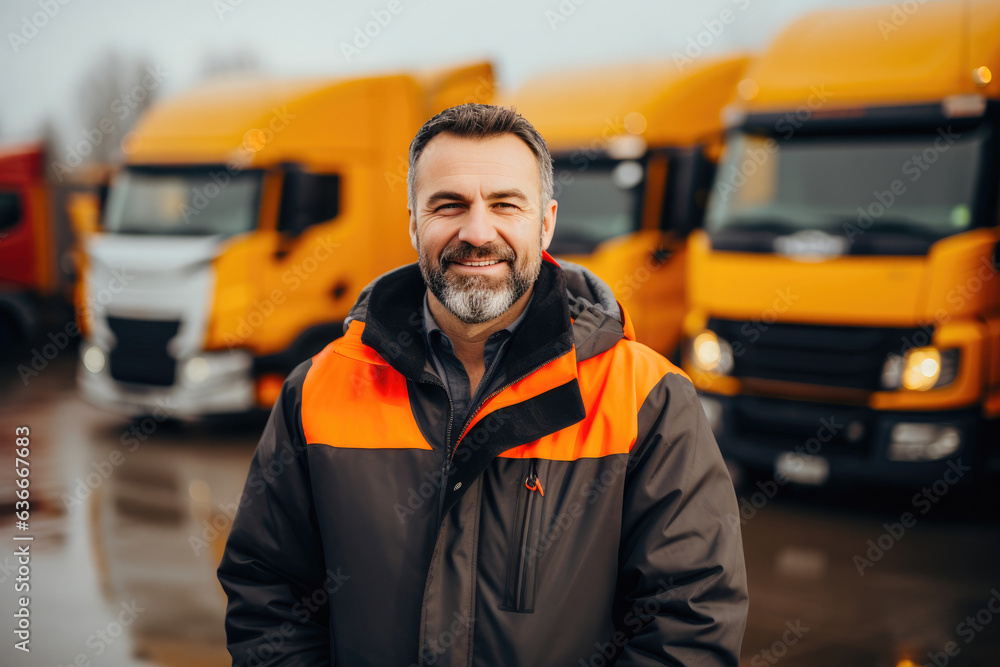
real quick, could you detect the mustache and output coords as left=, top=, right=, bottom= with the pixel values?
left=439, top=242, right=515, bottom=264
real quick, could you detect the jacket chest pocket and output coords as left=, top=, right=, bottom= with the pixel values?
left=500, top=458, right=545, bottom=613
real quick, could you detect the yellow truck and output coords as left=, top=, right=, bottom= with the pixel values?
left=74, top=62, right=493, bottom=418
left=507, top=55, right=749, bottom=357
left=685, top=1, right=1000, bottom=486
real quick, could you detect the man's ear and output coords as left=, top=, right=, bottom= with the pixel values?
left=408, top=210, right=418, bottom=251
left=540, top=198, right=558, bottom=251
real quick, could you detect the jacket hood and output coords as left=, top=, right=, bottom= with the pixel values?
left=343, top=252, right=632, bottom=369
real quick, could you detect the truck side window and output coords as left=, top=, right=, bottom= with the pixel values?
left=0, top=190, right=21, bottom=232
left=278, top=172, right=340, bottom=236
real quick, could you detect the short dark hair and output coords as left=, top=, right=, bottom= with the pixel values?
left=407, top=103, right=553, bottom=211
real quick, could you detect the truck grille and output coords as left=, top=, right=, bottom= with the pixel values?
left=107, top=316, right=181, bottom=386
left=709, top=319, right=928, bottom=390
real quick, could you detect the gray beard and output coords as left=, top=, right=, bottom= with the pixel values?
left=419, top=247, right=541, bottom=324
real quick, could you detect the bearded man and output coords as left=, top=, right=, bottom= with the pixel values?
left=218, top=103, right=749, bottom=667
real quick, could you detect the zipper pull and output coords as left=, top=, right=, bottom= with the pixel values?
left=525, top=468, right=544, bottom=496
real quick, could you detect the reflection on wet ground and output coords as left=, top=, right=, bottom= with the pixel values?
left=739, top=482, right=1000, bottom=666
left=0, top=354, right=263, bottom=666
left=0, top=353, right=998, bottom=666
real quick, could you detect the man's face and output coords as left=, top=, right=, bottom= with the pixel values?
left=409, top=133, right=557, bottom=324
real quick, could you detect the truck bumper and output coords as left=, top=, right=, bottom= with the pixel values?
left=77, top=344, right=256, bottom=419
left=698, top=392, right=983, bottom=487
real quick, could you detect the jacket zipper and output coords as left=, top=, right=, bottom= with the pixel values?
left=429, top=376, right=454, bottom=530
left=445, top=337, right=509, bottom=462
left=415, top=373, right=458, bottom=667
left=502, top=458, right=544, bottom=612
left=452, top=353, right=569, bottom=611
left=433, top=349, right=568, bottom=527
left=432, top=333, right=509, bottom=526
left=418, top=346, right=566, bottom=658
left=448, top=349, right=572, bottom=467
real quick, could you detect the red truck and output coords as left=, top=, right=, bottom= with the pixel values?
left=0, top=143, right=54, bottom=352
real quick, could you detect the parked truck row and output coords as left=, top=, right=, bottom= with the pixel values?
left=42, top=0, right=999, bottom=488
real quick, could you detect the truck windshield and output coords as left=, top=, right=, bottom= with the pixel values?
left=705, top=130, right=983, bottom=251
left=548, top=159, right=644, bottom=255
left=103, top=166, right=263, bottom=236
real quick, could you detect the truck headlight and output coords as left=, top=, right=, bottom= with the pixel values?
left=183, top=356, right=211, bottom=384
left=880, top=347, right=958, bottom=391
left=82, top=345, right=106, bottom=373
left=691, top=329, right=734, bottom=375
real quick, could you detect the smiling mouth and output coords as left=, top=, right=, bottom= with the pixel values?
left=451, top=259, right=505, bottom=267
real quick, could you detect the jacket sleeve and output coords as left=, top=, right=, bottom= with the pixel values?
left=216, top=360, right=332, bottom=666
left=615, top=370, right=749, bottom=666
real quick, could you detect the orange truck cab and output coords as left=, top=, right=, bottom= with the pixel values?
left=685, top=1, right=1000, bottom=486
left=507, top=56, right=749, bottom=357
left=0, top=144, right=53, bottom=350
left=75, top=63, right=493, bottom=418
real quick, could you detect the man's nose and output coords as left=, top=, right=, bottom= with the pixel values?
left=457, top=202, right=498, bottom=247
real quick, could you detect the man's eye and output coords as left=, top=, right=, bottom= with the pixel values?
left=494, top=202, right=517, bottom=209
left=437, top=203, right=463, bottom=211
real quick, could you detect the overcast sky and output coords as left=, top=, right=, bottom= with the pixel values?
left=2, top=0, right=886, bottom=146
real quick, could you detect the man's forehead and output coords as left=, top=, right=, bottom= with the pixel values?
left=415, top=134, right=540, bottom=199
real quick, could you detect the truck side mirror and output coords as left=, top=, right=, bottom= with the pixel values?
left=661, top=146, right=716, bottom=238
left=277, top=166, right=340, bottom=238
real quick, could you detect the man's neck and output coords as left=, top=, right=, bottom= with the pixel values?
left=426, top=286, right=534, bottom=368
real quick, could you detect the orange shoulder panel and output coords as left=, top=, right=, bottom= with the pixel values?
left=499, top=340, right=684, bottom=461
left=301, top=321, right=432, bottom=450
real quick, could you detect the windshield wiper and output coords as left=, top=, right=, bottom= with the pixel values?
left=829, top=216, right=947, bottom=256
left=708, top=216, right=812, bottom=252
left=714, top=216, right=803, bottom=236
left=831, top=216, right=947, bottom=239
left=711, top=210, right=955, bottom=256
